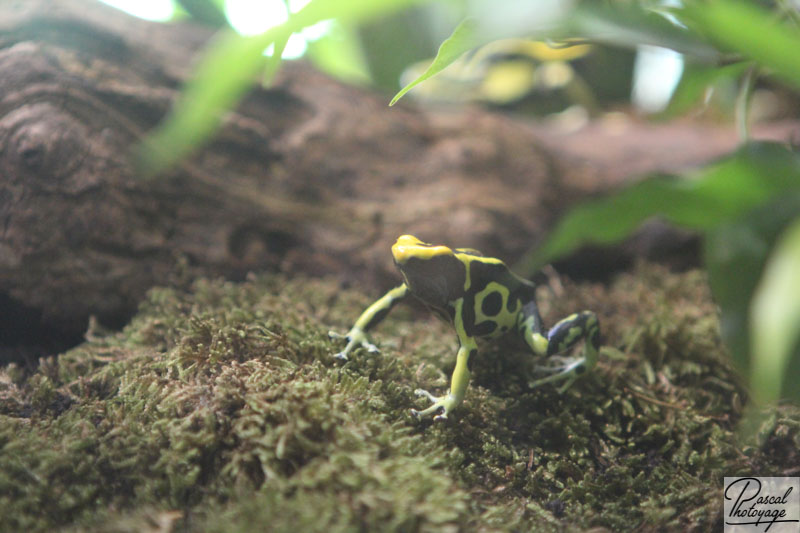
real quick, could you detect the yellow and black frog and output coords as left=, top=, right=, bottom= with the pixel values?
left=330, top=235, right=600, bottom=421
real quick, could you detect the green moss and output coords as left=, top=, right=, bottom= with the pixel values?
left=1, top=266, right=798, bottom=532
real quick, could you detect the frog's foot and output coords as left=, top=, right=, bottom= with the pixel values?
left=537, top=354, right=575, bottom=367
left=410, top=389, right=456, bottom=422
left=328, top=327, right=379, bottom=361
left=530, top=357, right=587, bottom=393
left=531, top=310, right=599, bottom=393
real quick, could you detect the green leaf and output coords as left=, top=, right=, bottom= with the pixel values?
left=517, top=142, right=800, bottom=275
left=293, top=0, right=431, bottom=26
left=568, top=4, right=717, bottom=61
left=175, top=0, right=229, bottom=28
left=138, top=0, right=433, bottom=174
left=681, top=0, right=800, bottom=90
left=305, top=23, right=371, bottom=85
left=137, top=28, right=285, bottom=175
left=749, top=216, right=800, bottom=404
left=662, top=61, right=749, bottom=118
left=263, top=36, right=290, bottom=86
left=390, top=18, right=482, bottom=106
left=705, top=195, right=800, bottom=380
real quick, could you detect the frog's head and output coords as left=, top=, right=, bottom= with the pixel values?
left=391, top=235, right=466, bottom=308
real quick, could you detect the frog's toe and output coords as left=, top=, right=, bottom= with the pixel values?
left=410, top=405, right=446, bottom=419
left=364, top=342, right=380, bottom=354
left=535, top=356, right=584, bottom=374
left=530, top=358, right=587, bottom=389
left=557, top=376, right=579, bottom=394
left=547, top=355, right=577, bottom=366
left=328, top=330, right=355, bottom=343
left=414, top=388, right=438, bottom=402
left=329, top=327, right=380, bottom=361
left=411, top=390, right=455, bottom=420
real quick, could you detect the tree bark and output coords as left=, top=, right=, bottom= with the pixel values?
left=0, top=0, right=796, bottom=361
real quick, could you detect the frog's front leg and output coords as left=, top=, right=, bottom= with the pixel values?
left=329, top=284, right=409, bottom=360
left=411, top=337, right=477, bottom=421
left=520, top=308, right=600, bottom=392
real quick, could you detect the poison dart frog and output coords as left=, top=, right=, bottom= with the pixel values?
left=329, top=235, right=600, bottom=421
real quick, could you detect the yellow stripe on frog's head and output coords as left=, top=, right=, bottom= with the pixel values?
left=392, top=235, right=454, bottom=264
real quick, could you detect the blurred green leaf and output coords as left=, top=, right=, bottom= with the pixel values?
left=518, top=142, right=800, bottom=274
left=705, top=195, right=800, bottom=382
left=137, top=28, right=286, bottom=175
left=662, top=61, right=749, bottom=118
left=175, top=0, right=229, bottom=28
left=567, top=4, right=717, bottom=61
left=294, top=0, right=432, bottom=25
left=263, top=36, right=290, bottom=86
left=749, top=215, right=800, bottom=404
left=681, top=0, right=800, bottom=90
left=306, top=23, right=371, bottom=85
left=390, top=18, right=481, bottom=106
left=138, top=0, right=433, bottom=174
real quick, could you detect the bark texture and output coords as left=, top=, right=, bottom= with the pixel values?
left=0, top=0, right=796, bottom=360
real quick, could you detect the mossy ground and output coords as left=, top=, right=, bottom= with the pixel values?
left=1, top=265, right=798, bottom=532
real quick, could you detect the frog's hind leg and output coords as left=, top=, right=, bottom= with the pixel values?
left=529, top=311, right=600, bottom=392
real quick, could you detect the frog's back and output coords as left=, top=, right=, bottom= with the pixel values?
left=457, top=252, right=536, bottom=339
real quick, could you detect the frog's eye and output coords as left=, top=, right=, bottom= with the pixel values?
left=455, top=247, right=484, bottom=257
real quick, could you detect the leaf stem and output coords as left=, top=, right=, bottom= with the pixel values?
left=735, top=63, right=756, bottom=143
